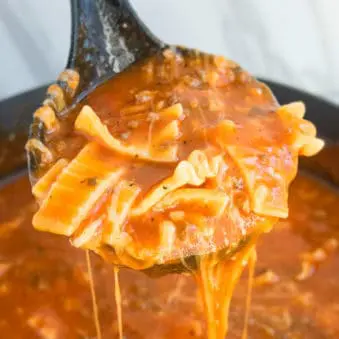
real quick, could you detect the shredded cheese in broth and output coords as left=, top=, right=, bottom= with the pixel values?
left=29, top=50, right=324, bottom=338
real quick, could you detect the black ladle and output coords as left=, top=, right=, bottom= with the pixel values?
left=25, top=0, right=261, bottom=274
left=28, top=0, right=165, bottom=177
left=67, top=0, right=164, bottom=97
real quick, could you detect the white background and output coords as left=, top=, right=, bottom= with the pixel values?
left=0, top=0, right=338, bottom=104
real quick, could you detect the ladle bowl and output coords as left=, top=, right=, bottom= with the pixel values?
left=24, top=0, right=334, bottom=275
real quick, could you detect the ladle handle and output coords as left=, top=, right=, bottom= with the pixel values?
left=68, top=0, right=164, bottom=92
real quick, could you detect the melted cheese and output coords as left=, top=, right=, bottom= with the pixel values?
left=86, top=250, right=102, bottom=339
left=114, top=266, right=123, bottom=339
left=195, top=241, right=257, bottom=339
left=242, top=248, right=257, bottom=339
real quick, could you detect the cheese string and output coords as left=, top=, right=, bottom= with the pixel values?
left=242, top=248, right=257, bottom=339
left=85, top=250, right=102, bottom=339
left=114, top=266, right=123, bottom=339
left=196, top=241, right=257, bottom=339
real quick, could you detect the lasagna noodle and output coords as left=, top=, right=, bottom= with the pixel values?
left=150, top=120, right=180, bottom=160
left=33, top=143, right=124, bottom=236
left=71, top=217, right=105, bottom=249
left=159, top=103, right=184, bottom=119
left=75, top=105, right=178, bottom=163
left=103, top=181, right=141, bottom=247
left=99, top=233, right=157, bottom=270
left=132, top=151, right=223, bottom=216
left=226, top=145, right=291, bottom=218
left=153, top=188, right=229, bottom=216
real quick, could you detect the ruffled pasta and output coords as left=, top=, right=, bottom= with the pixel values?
left=71, top=217, right=105, bottom=249
left=277, top=102, right=306, bottom=119
left=150, top=120, right=180, bottom=160
left=277, top=103, right=324, bottom=157
left=153, top=189, right=229, bottom=216
left=75, top=105, right=180, bottom=163
left=31, top=97, right=324, bottom=269
left=159, top=103, right=184, bottom=119
left=226, top=145, right=291, bottom=218
left=300, top=138, right=324, bottom=157
left=107, top=233, right=157, bottom=270
left=158, top=220, right=177, bottom=262
left=33, top=143, right=124, bottom=236
left=131, top=150, right=224, bottom=216
left=103, top=181, right=141, bottom=247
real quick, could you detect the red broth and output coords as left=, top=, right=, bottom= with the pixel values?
left=0, top=173, right=338, bottom=339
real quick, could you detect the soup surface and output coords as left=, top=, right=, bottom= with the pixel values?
left=0, top=173, right=338, bottom=338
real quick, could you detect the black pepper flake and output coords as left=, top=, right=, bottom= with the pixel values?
left=81, top=177, right=98, bottom=186
left=163, top=186, right=168, bottom=190
left=87, top=177, right=97, bottom=186
left=151, top=217, right=155, bottom=222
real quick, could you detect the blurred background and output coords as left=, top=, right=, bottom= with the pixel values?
left=0, top=0, right=338, bottom=104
